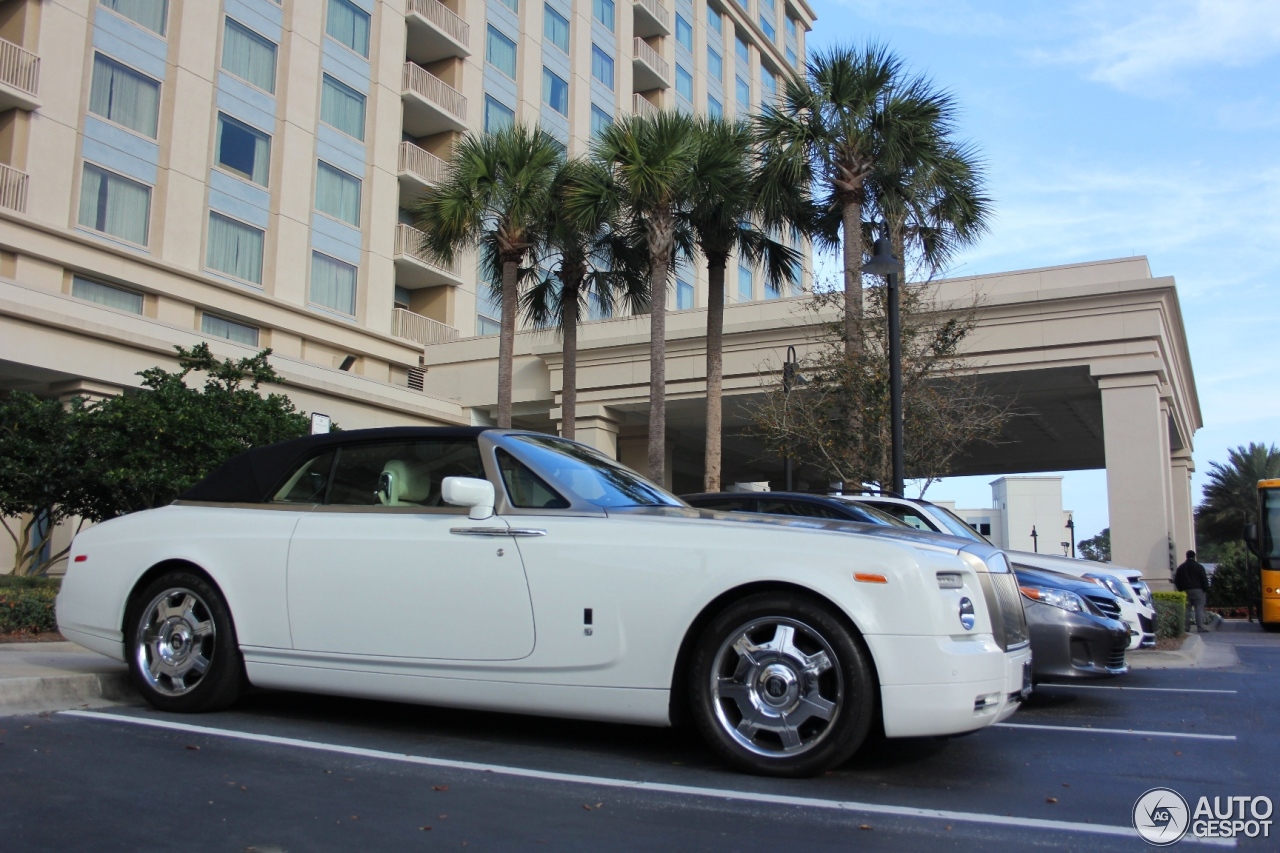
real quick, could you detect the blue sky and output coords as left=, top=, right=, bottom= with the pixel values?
left=806, top=0, right=1280, bottom=541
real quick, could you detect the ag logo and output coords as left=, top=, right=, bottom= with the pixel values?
left=1134, top=787, right=1190, bottom=845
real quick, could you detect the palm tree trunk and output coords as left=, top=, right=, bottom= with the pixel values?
left=646, top=221, right=671, bottom=486
left=703, top=256, right=726, bottom=492
left=496, top=259, right=519, bottom=429
left=841, top=200, right=865, bottom=355
left=561, top=287, right=579, bottom=440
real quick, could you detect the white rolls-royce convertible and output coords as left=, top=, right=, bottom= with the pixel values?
left=57, top=427, right=1031, bottom=776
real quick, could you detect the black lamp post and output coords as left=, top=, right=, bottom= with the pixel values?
left=782, top=345, right=801, bottom=491
left=1065, top=517, right=1076, bottom=559
left=861, top=235, right=904, bottom=498
left=1030, top=525, right=1039, bottom=553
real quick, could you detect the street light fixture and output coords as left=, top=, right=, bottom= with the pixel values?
left=1065, top=517, right=1076, bottom=559
left=861, top=235, right=904, bottom=498
left=782, top=345, right=804, bottom=491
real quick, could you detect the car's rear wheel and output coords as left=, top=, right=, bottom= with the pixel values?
left=689, top=592, right=876, bottom=777
left=126, top=570, right=243, bottom=713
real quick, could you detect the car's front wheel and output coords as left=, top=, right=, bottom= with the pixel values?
left=125, top=570, right=243, bottom=713
left=689, top=592, right=876, bottom=777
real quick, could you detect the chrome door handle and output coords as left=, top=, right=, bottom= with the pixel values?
left=449, top=527, right=547, bottom=537
left=450, top=527, right=511, bottom=537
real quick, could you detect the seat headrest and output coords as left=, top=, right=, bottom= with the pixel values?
left=377, top=459, right=434, bottom=506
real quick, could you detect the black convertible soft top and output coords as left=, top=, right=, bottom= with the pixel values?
left=176, top=426, right=491, bottom=504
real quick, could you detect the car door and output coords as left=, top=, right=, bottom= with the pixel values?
left=285, top=437, right=536, bottom=661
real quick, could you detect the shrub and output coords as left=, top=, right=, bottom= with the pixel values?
left=1153, top=591, right=1187, bottom=640
left=0, top=579, right=59, bottom=635
left=1207, top=542, right=1254, bottom=608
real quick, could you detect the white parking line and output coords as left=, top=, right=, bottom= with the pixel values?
left=60, top=710, right=1234, bottom=847
left=997, top=722, right=1236, bottom=741
left=1037, top=684, right=1238, bottom=695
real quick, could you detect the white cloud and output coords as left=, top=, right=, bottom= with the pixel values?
left=1040, top=0, right=1280, bottom=93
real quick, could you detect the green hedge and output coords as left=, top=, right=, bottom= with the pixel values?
left=0, top=577, right=60, bottom=635
left=1153, top=590, right=1187, bottom=640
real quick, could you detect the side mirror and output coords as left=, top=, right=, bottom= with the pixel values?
left=1243, top=522, right=1260, bottom=557
left=442, top=476, right=495, bottom=520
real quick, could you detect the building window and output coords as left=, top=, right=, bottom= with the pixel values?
left=320, top=75, right=366, bottom=140
left=78, top=164, right=150, bottom=246
left=708, top=94, right=722, bottom=117
left=675, top=14, right=692, bottom=51
left=760, top=15, right=775, bottom=41
left=764, top=278, right=780, bottom=299
left=477, top=288, right=501, bottom=335
left=738, top=263, right=753, bottom=301
left=677, top=278, right=694, bottom=310
left=707, top=46, right=723, bottom=82
left=206, top=212, right=264, bottom=284
left=735, top=35, right=749, bottom=63
left=71, top=275, right=144, bottom=313
left=676, top=65, right=693, bottom=100
left=544, top=5, right=570, bottom=53
left=100, top=0, right=168, bottom=35
left=486, top=26, right=517, bottom=78
left=202, top=313, right=259, bottom=346
left=734, top=0, right=747, bottom=10
left=215, top=113, right=270, bottom=185
left=593, top=0, right=614, bottom=32
left=89, top=54, right=160, bottom=138
left=484, top=95, right=514, bottom=132
left=735, top=75, right=749, bottom=108
left=591, top=104, right=611, bottom=137
left=762, top=66, right=777, bottom=101
left=786, top=45, right=797, bottom=68
left=222, top=19, right=277, bottom=93
left=707, top=4, right=722, bottom=36
left=591, top=45, right=614, bottom=89
left=310, top=252, right=357, bottom=315
left=316, top=162, right=361, bottom=226
left=542, top=68, right=568, bottom=115
left=496, top=0, right=517, bottom=11
left=785, top=15, right=797, bottom=39
left=326, top=0, right=370, bottom=57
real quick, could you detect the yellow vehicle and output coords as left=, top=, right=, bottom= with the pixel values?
left=1247, top=479, right=1280, bottom=631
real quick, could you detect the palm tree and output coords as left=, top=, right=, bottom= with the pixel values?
left=758, top=43, right=948, bottom=353
left=410, top=123, right=563, bottom=428
left=1198, top=443, right=1280, bottom=543
left=685, top=117, right=806, bottom=491
left=522, top=158, right=649, bottom=440
left=568, top=112, right=699, bottom=484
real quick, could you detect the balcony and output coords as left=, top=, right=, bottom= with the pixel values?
left=394, top=223, right=463, bottom=288
left=405, top=0, right=470, bottom=64
left=632, top=38, right=670, bottom=91
left=631, top=93, right=659, bottom=119
left=0, top=162, right=28, bottom=213
left=401, top=62, right=467, bottom=137
left=633, top=0, right=671, bottom=38
left=0, top=38, right=39, bottom=112
left=391, top=307, right=461, bottom=346
left=397, top=140, right=447, bottom=207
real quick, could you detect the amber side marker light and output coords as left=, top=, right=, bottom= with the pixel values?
left=1019, top=586, right=1040, bottom=599
left=854, top=573, right=888, bottom=584
left=73, top=555, right=87, bottom=563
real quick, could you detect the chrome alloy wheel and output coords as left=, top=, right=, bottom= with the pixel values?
left=710, top=617, right=843, bottom=757
left=134, top=588, right=217, bottom=696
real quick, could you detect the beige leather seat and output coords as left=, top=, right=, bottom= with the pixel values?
left=376, top=459, right=433, bottom=506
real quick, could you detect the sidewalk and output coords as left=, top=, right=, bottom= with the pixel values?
left=1127, top=619, right=1277, bottom=670
left=0, top=641, right=134, bottom=716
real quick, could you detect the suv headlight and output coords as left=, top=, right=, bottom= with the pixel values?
left=1020, top=585, right=1086, bottom=613
left=1085, top=573, right=1133, bottom=602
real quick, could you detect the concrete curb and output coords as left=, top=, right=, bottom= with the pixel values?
left=0, top=671, right=137, bottom=716
left=1127, top=633, right=1240, bottom=670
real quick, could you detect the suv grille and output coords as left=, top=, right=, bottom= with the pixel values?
left=1086, top=594, right=1123, bottom=621
left=987, top=572, right=1030, bottom=650
left=1107, top=637, right=1128, bottom=670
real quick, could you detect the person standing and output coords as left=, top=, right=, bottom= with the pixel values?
left=1174, top=550, right=1210, bottom=633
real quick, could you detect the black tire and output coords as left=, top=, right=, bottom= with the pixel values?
left=125, top=569, right=244, bottom=713
left=688, top=592, right=876, bottom=777
left=1263, top=622, right=1280, bottom=634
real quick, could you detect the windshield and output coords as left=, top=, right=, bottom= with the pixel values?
left=508, top=435, right=685, bottom=508
left=1263, top=486, right=1280, bottom=563
left=921, top=504, right=989, bottom=543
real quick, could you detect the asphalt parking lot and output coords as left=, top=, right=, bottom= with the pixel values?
left=2, top=631, right=1275, bottom=852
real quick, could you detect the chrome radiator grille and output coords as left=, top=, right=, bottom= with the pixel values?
left=987, top=572, right=1030, bottom=650
left=1086, top=594, right=1123, bottom=621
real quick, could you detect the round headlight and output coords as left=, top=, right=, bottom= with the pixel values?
left=959, top=597, right=976, bottom=630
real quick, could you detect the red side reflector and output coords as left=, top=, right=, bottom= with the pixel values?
left=854, top=573, right=887, bottom=584
left=74, top=555, right=87, bottom=562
